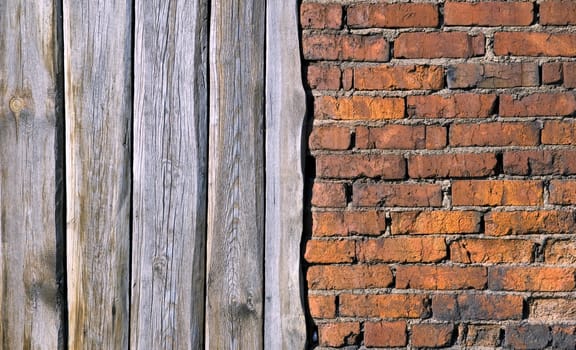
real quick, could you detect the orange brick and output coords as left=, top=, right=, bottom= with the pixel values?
left=307, top=264, right=393, bottom=290
left=542, top=120, right=576, bottom=145
left=303, top=34, right=389, bottom=61
left=549, top=180, right=576, bottom=205
left=396, top=265, right=487, bottom=290
left=450, top=239, right=535, bottom=264
left=347, top=3, right=439, bottom=28
left=354, top=65, right=444, bottom=90
left=311, top=182, right=347, bottom=208
left=445, top=1, right=533, bottom=26
left=485, top=210, right=576, bottom=236
left=306, top=64, right=341, bottom=90
left=356, top=125, right=446, bottom=150
left=300, top=3, right=342, bottom=29
left=358, top=236, right=447, bottom=263
left=541, top=0, right=576, bottom=25
left=545, top=240, right=576, bottom=264
left=452, top=180, right=543, bottom=206
left=447, top=63, right=539, bottom=88
left=391, top=211, right=481, bottom=235
left=312, top=210, right=386, bottom=237
left=395, top=32, right=484, bottom=59
left=318, top=322, right=360, bottom=347
left=304, top=239, right=355, bottom=264
left=408, top=153, right=497, bottom=178
left=309, top=125, right=350, bottom=150
left=364, top=321, right=407, bottom=347
left=489, top=266, right=576, bottom=291
left=411, top=324, right=454, bottom=348
left=531, top=298, right=576, bottom=322
left=308, top=295, right=336, bottom=318
left=494, top=32, right=576, bottom=57
left=339, top=293, right=429, bottom=318
left=314, top=95, right=405, bottom=120
left=433, top=293, right=523, bottom=321
left=450, top=122, right=540, bottom=147
left=500, top=93, right=576, bottom=117
left=407, top=94, right=496, bottom=118
left=353, top=183, right=443, bottom=207
left=316, top=154, right=405, bottom=179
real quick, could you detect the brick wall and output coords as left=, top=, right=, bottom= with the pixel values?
left=301, top=0, right=576, bottom=348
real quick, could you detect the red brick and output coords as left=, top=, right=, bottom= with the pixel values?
left=411, top=323, right=454, bottom=348
left=316, top=154, right=405, bottom=179
left=503, top=150, right=576, bottom=176
left=308, top=295, right=336, bottom=318
left=353, top=182, right=443, bottom=207
left=500, top=93, right=576, bottom=117
left=562, top=62, right=576, bottom=87
left=318, top=322, right=360, bottom=347
left=542, top=120, right=576, bottom=145
left=358, top=236, right=447, bottom=263
left=307, top=264, right=393, bottom=290
left=395, top=32, right=485, bottom=59
left=450, top=122, right=540, bottom=147
left=356, top=125, right=446, bottom=150
left=504, top=324, right=551, bottom=350
left=309, top=125, right=350, bottom=150
left=300, top=3, right=342, bottom=29
left=450, top=239, right=535, bottom=264
left=542, top=62, right=563, bottom=84
left=408, top=94, right=496, bottom=118
left=531, top=298, right=576, bottom=322
left=433, top=293, right=524, bottom=321
left=302, top=34, right=389, bottom=61
left=339, top=293, right=429, bottom=318
left=447, top=63, right=539, bottom=88
left=312, top=210, right=386, bottom=237
left=354, top=65, right=443, bottom=90
left=445, top=1, right=533, bottom=26
left=409, top=153, right=497, bottom=178
left=549, top=180, right=576, bottom=205
left=489, top=266, right=576, bottom=291
left=304, top=239, right=355, bottom=264
left=541, top=0, right=576, bottom=25
left=494, top=32, right=576, bottom=57
left=314, top=95, right=405, bottom=120
left=485, top=210, right=576, bottom=236
left=391, top=211, right=481, bottom=235
left=364, top=321, right=407, bottom=347
left=311, top=182, right=347, bottom=208
left=342, top=68, right=353, bottom=90
left=347, top=3, right=439, bottom=28
left=306, top=64, right=340, bottom=90
left=396, top=265, right=487, bottom=290
left=452, top=180, right=543, bottom=206
left=545, top=240, right=576, bottom=264
left=465, top=325, right=502, bottom=348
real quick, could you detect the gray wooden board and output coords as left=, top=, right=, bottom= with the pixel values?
left=0, top=1, right=64, bottom=348
left=63, top=0, right=132, bottom=347
left=205, top=0, right=265, bottom=346
left=131, top=0, right=208, bottom=348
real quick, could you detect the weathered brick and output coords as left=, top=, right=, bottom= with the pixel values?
left=356, top=125, right=446, bottom=150
left=450, top=122, right=540, bottom=147
left=395, top=32, right=485, bottom=59
left=452, top=180, right=543, bottom=206
left=304, top=239, right=355, bottom=264
left=300, top=3, right=342, bottom=29
left=447, top=63, right=539, bottom=88
left=549, top=180, right=576, bottom=205
left=500, top=93, right=576, bottom=117
left=489, top=266, right=576, bottom=292
left=562, top=62, right=576, bottom=87
left=545, top=240, right=576, bottom=264
left=307, top=264, right=393, bottom=290
left=531, top=299, right=576, bottom=322
left=302, top=34, right=389, bottom=61
left=391, top=211, right=482, bottom=235
left=485, top=210, right=576, bottom=236
left=396, top=265, right=487, bottom=290
left=309, top=125, right=350, bottom=150
left=504, top=324, right=551, bottom=350
left=450, top=238, right=535, bottom=264
left=358, top=236, right=447, bottom=263
left=432, top=293, right=524, bottom=321
left=347, top=3, right=439, bottom=28
left=306, top=64, right=341, bottom=90
left=312, top=210, right=386, bottom=237
left=341, top=67, right=353, bottom=90
left=354, top=65, right=443, bottom=90
left=318, top=322, right=360, bottom=347
left=409, top=153, right=497, bottom=178
left=316, top=154, right=405, bottom=179
left=494, top=32, right=576, bottom=57
left=542, top=120, right=576, bottom=145
left=542, top=62, right=563, bottom=84
left=552, top=325, right=576, bottom=349
left=445, top=1, right=533, bottom=26
left=407, top=94, right=496, bottom=118
left=314, top=96, right=405, bottom=120
left=308, top=295, right=336, bottom=319
left=339, top=293, right=429, bottom=318
left=465, top=325, right=502, bottom=348
left=503, top=150, right=576, bottom=176
left=411, top=323, right=454, bottom=348
left=364, top=321, right=407, bottom=347
left=353, top=182, right=443, bottom=207
left=311, top=182, right=347, bottom=208
left=541, top=0, right=576, bottom=25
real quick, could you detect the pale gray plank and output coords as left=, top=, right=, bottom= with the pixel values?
left=63, top=0, right=132, bottom=347
left=130, top=0, right=208, bottom=348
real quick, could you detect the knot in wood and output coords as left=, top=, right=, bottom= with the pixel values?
left=9, top=97, right=24, bottom=115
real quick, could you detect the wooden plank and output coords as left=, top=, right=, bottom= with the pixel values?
left=0, top=1, right=65, bottom=348
left=63, top=1, right=132, bottom=348
left=130, top=0, right=208, bottom=348
left=264, top=0, right=308, bottom=348
left=205, top=0, right=265, bottom=346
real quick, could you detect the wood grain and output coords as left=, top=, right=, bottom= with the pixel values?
left=0, top=1, right=65, bottom=348
left=63, top=0, right=132, bottom=348
left=205, top=0, right=265, bottom=346
left=131, top=0, right=208, bottom=348
left=264, top=0, right=308, bottom=347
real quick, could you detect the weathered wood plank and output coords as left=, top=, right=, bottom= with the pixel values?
left=0, top=1, right=65, bottom=348
left=63, top=1, right=132, bottom=348
left=264, top=0, right=308, bottom=347
left=205, top=0, right=265, bottom=346
left=131, top=0, right=208, bottom=348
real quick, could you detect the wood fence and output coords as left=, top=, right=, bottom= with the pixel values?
left=0, top=0, right=306, bottom=348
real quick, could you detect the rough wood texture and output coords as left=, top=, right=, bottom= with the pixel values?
left=264, top=0, right=308, bottom=348
left=131, top=0, right=208, bottom=348
left=63, top=1, right=132, bottom=348
left=0, top=1, right=65, bottom=348
left=205, top=0, right=265, bottom=346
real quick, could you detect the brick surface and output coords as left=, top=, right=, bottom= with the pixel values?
left=489, top=266, right=576, bottom=292
left=307, top=264, right=393, bottom=290
left=494, top=32, right=576, bottom=57
left=432, top=293, right=524, bottom=321
left=303, top=34, right=389, bottom=61
left=450, top=238, right=535, bottom=264
left=531, top=299, right=576, bottom=322
left=407, top=93, right=496, bottom=118
left=339, top=294, right=429, bottom=318
left=309, top=125, right=350, bottom=150
left=318, top=322, right=360, bottom=347
left=308, top=295, right=336, bottom=319
left=504, top=324, right=551, bottom=350
left=541, top=0, right=576, bottom=25
left=500, top=93, right=576, bottom=117
left=358, top=236, right=447, bottom=263
left=306, top=64, right=341, bottom=90
left=364, top=321, right=407, bottom=347
left=353, top=182, right=443, bottom=207
left=408, top=153, right=497, bottom=178
left=452, top=180, right=543, bottom=206
left=545, top=240, right=576, bottom=264
left=542, top=120, right=576, bottom=145
left=312, top=210, right=386, bottom=237
left=300, top=3, right=342, bottom=29
left=316, top=154, right=405, bottom=179
left=450, top=122, right=540, bottom=147
left=304, top=239, right=355, bottom=264
left=411, top=323, right=454, bottom=348
left=395, top=32, right=485, bottom=59
left=348, top=3, right=439, bottom=28
left=391, top=211, right=482, bottom=235
left=311, top=182, right=347, bottom=208
left=542, top=62, right=563, bottom=84
left=445, top=1, right=533, bottom=26
left=447, top=63, right=539, bottom=88
left=485, top=210, right=576, bottom=236
left=356, top=125, right=446, bottom=150
left=314, top=95, right=405, bottom=120
left=503, top=150, right=576, bottom=176
left=549, top=180, right=576, bottom=205
left=396, top=265, right=487, bottom=290
left=465, top=325, right=502, bottom=348
left=354, top=65, right=443, bottom=90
